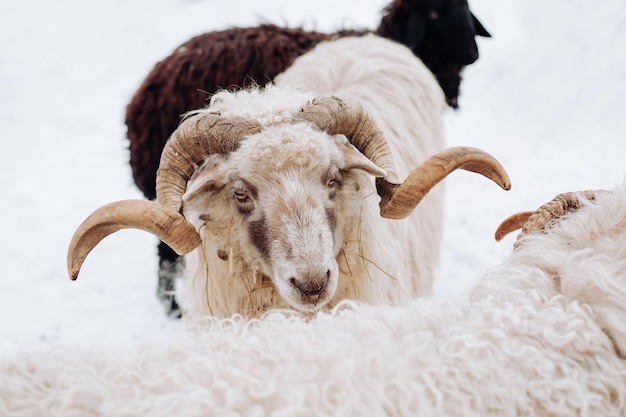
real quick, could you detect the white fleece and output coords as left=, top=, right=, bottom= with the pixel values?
left=3, top=186, right=626, bottom=416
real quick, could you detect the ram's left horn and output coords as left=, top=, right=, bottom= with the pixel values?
left=296, top=97, right=511, bottom=220
left=376, top=147, right=512, bottom=219
left=67, top=199, right=201, bottom=280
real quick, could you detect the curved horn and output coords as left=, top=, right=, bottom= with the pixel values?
left=162, top=97, right=509, bottom=222
left=156, top=111, right=262, bottom=212
left=494, top=211, right=534, bottom=241
left=495, top=190, right=604, bottom=247
left=69, top=111, right=261, bottom=281
left=67, top=200, right=201, bottom=280
left=296, top=96, right=511, bottom=220
left=377, top=147, right=511, bottom=219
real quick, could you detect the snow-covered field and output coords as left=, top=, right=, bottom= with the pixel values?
left=1, top=0, right=624, bottom=357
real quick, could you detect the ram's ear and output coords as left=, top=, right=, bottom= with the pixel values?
left=182, top=158, right=227, bottom=204
left=340, top=140, right=387, bottom=178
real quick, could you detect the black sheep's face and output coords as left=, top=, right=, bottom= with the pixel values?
left=412, top=0, right=491, bottom=66
left=382, top=0, right=491, bottom=107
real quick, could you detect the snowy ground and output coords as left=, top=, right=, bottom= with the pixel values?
left=1, top=0, right=624, bottom=357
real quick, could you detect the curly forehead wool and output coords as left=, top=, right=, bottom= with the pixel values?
left=233, top=124, right=337, bottom=173
left=209, top=85, right=340, bottom=173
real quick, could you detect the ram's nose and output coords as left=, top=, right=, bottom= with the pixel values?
left=290, top=270, right=330, bottom=297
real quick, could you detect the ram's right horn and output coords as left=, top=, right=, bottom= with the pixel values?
left=67, top=200, right=201, bottom=280
left=68, top=110, right=264, bottom=282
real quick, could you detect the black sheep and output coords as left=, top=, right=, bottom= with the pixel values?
left=124, top=0, right=491, bottom=317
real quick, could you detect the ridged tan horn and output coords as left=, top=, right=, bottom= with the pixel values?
left=156, top=111, right=263, bottom=212
left=295, top=96, right=400, bottom=183
left=67, top=200, right=201, bottom=280
left=495, top=190, right=604, bottom=247
left=68, top=111, right=261, bottom=281
left=377, top=147, right=511, bottom=219
left=296, top=97, right=511, bottom=219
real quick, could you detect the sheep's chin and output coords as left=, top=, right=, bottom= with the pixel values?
left=271, top=261, right=339, bottom=313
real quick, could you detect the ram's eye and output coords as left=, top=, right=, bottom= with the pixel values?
left=233, top=184, right=254, bottom=214
left=234, top=189, right=249, bottom=202
left=326, top=174, right=342, bottom=199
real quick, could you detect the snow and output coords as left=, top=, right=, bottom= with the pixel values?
left=1, top=0, right=624, bottom=357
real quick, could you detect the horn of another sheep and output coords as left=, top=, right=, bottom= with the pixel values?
left=156, top=111, right=263, bottom=212
left=495, top=190, right=604, bottom=247
left=376, top=147, right=512, bottom=219
left=67, top=200, right=201, bottom=280
left=494, top=211, right=534, bottom=241
left=296, top=97, right=511, bottom=220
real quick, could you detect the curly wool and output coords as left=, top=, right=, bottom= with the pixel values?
left=5, top=188, right=626, bottom=415
left=2, top=288, right=625, bottom=416
left=207, top=86, right=337, bottom=173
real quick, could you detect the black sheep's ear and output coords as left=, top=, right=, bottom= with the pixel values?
left=471, top=13, right=492, bottom=38
left=405, top=11, right=427, bottom=50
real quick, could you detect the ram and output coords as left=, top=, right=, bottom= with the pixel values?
left=9, top=187, right=626, bottom=416
left=68, top=35, right=509, bottom=318
left=124, top=0, right=491, bottom=315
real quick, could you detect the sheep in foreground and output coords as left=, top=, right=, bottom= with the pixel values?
left=68, top=35, right=510, bottom=318
left=7, top=186, right=626, bottom=416
left=494, top=187, right=626, bottom=357
left=124, top=0, right=491, bottom=315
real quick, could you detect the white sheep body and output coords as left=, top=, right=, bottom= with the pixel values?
left=5, top=186, right=626, bottom=416
left=181, top=35, right=446, bottom=318
left=3, top=298, right=624, bottom=416
left=478, top=186, right=626, bottom=357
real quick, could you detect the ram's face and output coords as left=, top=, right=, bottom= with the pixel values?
left=235, top=167, right=341, bottom=311
left=182, top=125, right=384, bottom=312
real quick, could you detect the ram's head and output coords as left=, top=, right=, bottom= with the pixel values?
left=68, top=96, right=510, bottom=312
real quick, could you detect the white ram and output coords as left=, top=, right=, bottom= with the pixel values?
left=67, top=35, right=510, bottom=318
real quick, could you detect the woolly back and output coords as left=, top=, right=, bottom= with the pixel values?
left=477, top=185, right=626, bottom=356
left=4, top=296, right=625, bottom=416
